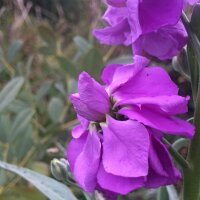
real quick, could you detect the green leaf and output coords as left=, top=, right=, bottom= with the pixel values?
left=0, top=77, right=24, bottom=113
left=38, top=46, right=56, bottom=56
left=57, top=56, right=77, bottom=78
left=81, top=48, right=104, bottom=81
left=0, top=186, right=47, bottom=200
left=157, top=186, right=179, bottom=200
left=48, top=97, right=64, bottom=123
left=7, top=99, right=30, bottom=113
left=36, top=82, right=52, bottom=102
left=38, top=25, right=56, bottom=45
left=9, top=108, right=34, bottom=142
left=73, top=36, right=92, bottom=54
left=0, top=114, right=11, bottom=143
left=8, top=125, right=33, bottom=161
left=7, top=40, right=23, bottom=63
left=0, top=161, right=78, bottom=200
left=108, top=55, right=133, bottom=64
left=191, top=4, right=200, bottom=39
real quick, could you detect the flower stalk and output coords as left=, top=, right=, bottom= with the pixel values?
left=182, top=12, right=200, bottom=200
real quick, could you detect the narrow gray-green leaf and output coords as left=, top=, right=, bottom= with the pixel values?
left=10, top=108, right=34, bottom=142
left=7, top=40, right=23, bottom=63
left=48, top=97, right=64, bottom=123
left=0, top=161, right=78, bottom=200
left=157, top=186, right=179, bottom=200
left=0, top=77, right=24, bottom=113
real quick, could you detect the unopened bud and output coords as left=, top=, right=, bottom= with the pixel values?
left=50, top=158, right=70, bottom=181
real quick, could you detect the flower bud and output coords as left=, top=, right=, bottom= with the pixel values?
left=50, top=158, right=70, bottom=181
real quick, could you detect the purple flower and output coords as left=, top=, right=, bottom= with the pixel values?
left=93, top=0, right=188, bottom=60
left=67, top=56, right=194, bottom=196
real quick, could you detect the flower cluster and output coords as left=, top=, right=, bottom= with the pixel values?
left=94, top=0, right=198, bottom=60
left=66, top=0, right=197, bottom=198
left=67, top=56, right=194, bottom=196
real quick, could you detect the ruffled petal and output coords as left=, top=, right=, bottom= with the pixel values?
left=106, top=0, right=127, bottom=7
left=73, top=131, right=101, bottom=192
left=71, top=72, right=109, bottom=121
left=115, top=95, right=190, bottom=115
left=72, top=115, right=89, bottom=139
left=97, top=164, right=144, bottom=195
left=145, top=133, right=181, bottom=188
left=70, top=94, right=104, bottom=121
left=67, top=133, right=88, bottom=171
left=119, top=106, right=195, bottom=138
left=93, top=19, right=132, bottom=46
left=103, top=6, right=128, bottom=26
left=138, top=0, right=183, bottom=34
left=113, top=67, right=179, bottom=100
left=104, top=56, right=149, bottom=93
left=101, top=116, right=150, bottom=177
left=134, top=21, right=187, bottom=60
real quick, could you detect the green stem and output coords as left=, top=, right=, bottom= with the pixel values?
left=182, top=12, right=200, bottom=200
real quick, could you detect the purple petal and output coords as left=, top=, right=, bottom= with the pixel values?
left=101, top=116, right=150, bottom=177
left=145, top=134, right=181, bottom=188
left=138, top=0, right=183, bottom=34
left=70, top=94, right=104, bottom=121
left=113, top=67, right=179, bottom=100
left=101, top=64, right=122, bottom=86
left=126, top=0, right=142, bottom=41
left=73, top=131, right=101, bottom=192
left=97, top=164, right=144, bottom=195
left=67, top=133, right=88, bottom=171
left=72, top=115, right=89, bottom=139
left=105, top=56, right=149, bottom=93
left=103, top=6, right=128, bottom=26
left=119, top=106, right=195, bottom=138
left=71, top=72, right=109, bottom=121
left=115, top=95, right=190, bottom=115
left=106, top=0, right=127, bottom=7
left=134, top=21, right=187, bottom=60
left=93, top=19, right=132, bottom=46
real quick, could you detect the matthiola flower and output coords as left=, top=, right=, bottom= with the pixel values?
left=93, top=0, right=188, bottom=60
left=67, top=56, right=194, bottom=197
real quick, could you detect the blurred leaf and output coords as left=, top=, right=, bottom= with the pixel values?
left=38, top=25, right=56, bottom=55
left=0, top=161, right=78, bottom=200
left=36, top=82, right=52, bottom=102
left=38, top=25, right=56, bottom=46
left=9, top=125, right=33, bottom=161
left=0, top=186, right=47, bottom=200
left=0, top=114, right=11, bottom=143
left=31, top=161, right=49, bottom=176
left=38, top=46, right=56, bottom=56
left=191, top=3, right=200, bottom=39
left=74, top=36, right=92, bottom=54
left=55, top=82, right=66, bottom=97
left=108, top=55, right=133, bottom=64
left=0, top=77, right=24, bottom=113
left=8, top=100, right=30, bottom=113
left=9, top=108, right=34, bottom=142
left=157, top=187, right=169, bottom=200
left=48, top=97, right=64, bottom=123
left=157, top=186, right=179, bottom=200
left=81, top=48, right=104, bottom=80
left=167, top=186, right=179, bottom=200
left=67, top=78, right=78, bottom=95
left=0, top=169, right=7, bottom=185
left=57, top=56, right=77, bottom=78
left=7, top=40, right=23, bottom=63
